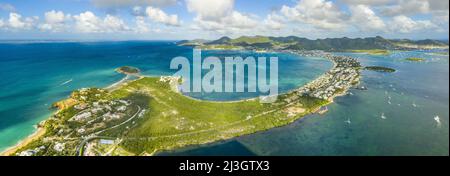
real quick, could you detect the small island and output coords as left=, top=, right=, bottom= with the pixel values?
left=349, top=50, right=390, bottom=55
left=405, top=57, right=425, bottom=62
left=116, top=66, right=140, bottom=75
left=365, top=66, right=396, bottom=73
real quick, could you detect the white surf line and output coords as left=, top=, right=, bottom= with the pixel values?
left=106, top=75, right=130, bottom=90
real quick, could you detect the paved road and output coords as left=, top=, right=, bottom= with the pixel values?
left=76, top=105, right=142, bottom=156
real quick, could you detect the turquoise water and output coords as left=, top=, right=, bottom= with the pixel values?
left=0, top=41, right=331, bottom=152
left=160, top=51, right=450, bottom=156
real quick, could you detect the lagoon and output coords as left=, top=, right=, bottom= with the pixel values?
left=160, top=50, right=449, bottom=156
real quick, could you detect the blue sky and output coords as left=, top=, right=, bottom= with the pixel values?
left=0, top=0, right=448, bottom=40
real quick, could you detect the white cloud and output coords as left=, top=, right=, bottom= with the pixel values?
left=39, top=10, right=71, bottom=32
left=427, top=0, right=449, bottom=11
left=133, top=16, right=166, bottom=33
left=9, top=13, right=27, bottom=29
left=382, top=0, right=429, bottom=16
left=186, top=0, right=257, bottom=35
left=341, top=0, right=391, bottom=6
left=271, top=0, right=446, bottom=35
left=145, top=6, right=180, bottom=26
left=381, top=0, right=449, bottom=16
left=349, top=5, right=386, bottom=32
left=132, top=6, right=146, bottom=16
left=344, top=0, right=447, bottom=34
left=0, top=0, right=448, bottom=38
left=44, top=10, right=67, bottom=24
left=190, top=11, right=258, bottom=35
left=194, top=11, right=258, bottom=34
left=223, top=11, right=257, bottom=29
left=186, top=0, right=234, bottom=20
left=432, top=11, right=449, bottom=26
left=92, top=0, right=177, bottom=8
left=388, top=15, right=437, bottom=33
left=7, top=13, right=37, bottom=30
left=0, top=3, right=15, bottom=12
left=134, top=16, right=151, bottom=33
left=264, top=13, right=285, bottom=30
left=103, top=15, right=131, bottom=31
left=73, top=11, right=104, bottom=33
left=73, top=11, right=129, bottom=33
left=280, top=0, right=348, bottom=30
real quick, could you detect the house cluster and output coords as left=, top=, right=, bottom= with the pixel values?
left=160, top=76, right=180, bottom=83
left=17, top=146, right=46, bottom=156
left=53, top=142, right=65, bottom=152
left=71, top=99, right=130, bottom=123
left=295, top=55, right=361, bottom=100
left=72, top=88, right=107, bottom=102
left=68, top=99, right=132, bottom=137
left=289, top=50, right=328, bottom=57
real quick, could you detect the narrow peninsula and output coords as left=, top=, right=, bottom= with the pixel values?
left=3, top=52, right=362, bottom=156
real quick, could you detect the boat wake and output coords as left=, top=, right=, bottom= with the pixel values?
left=60, top=79, right=73, bottom=86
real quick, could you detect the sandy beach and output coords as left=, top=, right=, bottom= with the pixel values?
left=0, top=125, right=46, bottom=156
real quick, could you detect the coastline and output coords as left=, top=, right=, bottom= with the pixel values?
left=0, top=126, right=46, bottom=156
left=1, top=52, right=359, bottom=156
left=149, top=53, right=358, bottom=156
left=150, top=92, right=342, bottom=156
left=0, top=72, right=138, bottom=156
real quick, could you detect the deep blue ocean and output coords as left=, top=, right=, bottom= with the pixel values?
left=0, top=41, right=448, bottom=155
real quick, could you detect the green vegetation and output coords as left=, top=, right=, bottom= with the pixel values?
left=230, top=36, right=272, bottom=44
left=197, top=44, right=243, bottom=50
left=365, top=66, right=396, bottom=73
left=116, top=66, right=140, bottom=74
left=12, top=76, right=329, bottom=156
left=179, top=36, right=449, bottom=51
left=350, top=49, right=390, bottom=55
left=111, top=77, right=328, bottom=155
left=405, top=57, right=425, bottom=62
left=391, top=39, right=449, bottom=49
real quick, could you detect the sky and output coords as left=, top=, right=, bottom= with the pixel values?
left=0, top=0, right=448, bottom=40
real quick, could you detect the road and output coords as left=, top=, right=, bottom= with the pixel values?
left=76, top=105, right=142, bottom=156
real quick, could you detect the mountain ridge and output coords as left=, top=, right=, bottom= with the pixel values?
left=178, top=36, right=449, bottom=51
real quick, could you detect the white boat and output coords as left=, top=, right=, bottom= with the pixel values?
left=345, top=118, right=351, bottom=124
left=434, top=116, right=441, bottom=127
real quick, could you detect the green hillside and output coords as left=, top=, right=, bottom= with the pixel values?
left=180, top=36, right=449, bottom=51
